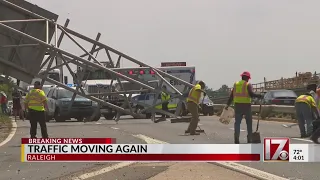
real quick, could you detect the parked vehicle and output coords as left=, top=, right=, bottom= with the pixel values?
left=7, top=100, right=13, bottom=116
left=199, top=96, right=214, bottom=116
left=252, top=91, right=267, bottom=105
left=131, top=93, right=178, bottom=119
left=46, top=87, right=101, bottom=122
left=262, top=90, right=297, bottom=106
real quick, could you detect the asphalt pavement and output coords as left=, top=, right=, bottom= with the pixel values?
left=0, top=115, right=318, bottom=180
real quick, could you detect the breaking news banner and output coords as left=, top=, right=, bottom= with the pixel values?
left=21, top=138, right=261, bottom=162
left=21, top=138, right=320, bottom=162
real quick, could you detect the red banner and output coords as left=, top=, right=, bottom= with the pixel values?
left=25, top=153, right=260, bottom=161
left=161, top=62, right=186, bottom=67
left=21, top=138, right=116, bottom=144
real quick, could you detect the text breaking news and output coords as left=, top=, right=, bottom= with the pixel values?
left=20, top=138, right=319, bottom=162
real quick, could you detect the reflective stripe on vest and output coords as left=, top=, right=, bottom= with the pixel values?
left=233, top=80, right=251, bottom=104
left=155, top=103, right=177, bottom=109
left=186, top=84, right=201, bottom=104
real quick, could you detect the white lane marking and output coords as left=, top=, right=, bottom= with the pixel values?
left=291, top=138, right=313, bottom=142
left=198, top=123, right=203, bottom=125
left=0, top=119, right=17, bottom=147
left=95, top=122, right=102, bottom=124
left=111, top=127, right=119, bottom=130
left=134, top=134, right=289, bottom=180
left=72, top=162, right=134, bottom=180
left=229, top=128, right=246, bottom=132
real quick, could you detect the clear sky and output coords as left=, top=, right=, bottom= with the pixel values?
left=28, top=0, right=320, bottom=89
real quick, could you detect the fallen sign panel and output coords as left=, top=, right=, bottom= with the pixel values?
left=0, top=0, right=58, bottom=83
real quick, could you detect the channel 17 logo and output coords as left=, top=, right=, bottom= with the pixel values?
left=264, top=138, right=290, bottom=161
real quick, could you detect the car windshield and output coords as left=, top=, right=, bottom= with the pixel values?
left=57, top=89, right=86, bottom=99
left=272, top=91, right=297, bottom=97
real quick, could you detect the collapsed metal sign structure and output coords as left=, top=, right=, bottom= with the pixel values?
left=0, top=0, right=194, bottom=121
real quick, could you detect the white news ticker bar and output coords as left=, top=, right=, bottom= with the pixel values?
left=22, top=144, right=262, bottom=154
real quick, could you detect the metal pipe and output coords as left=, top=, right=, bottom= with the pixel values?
left=58, top=26, right=103, bottom=66
left=0, top=22, right=156, bottom=91
left=0, top=0, right=194, bottom=89
left=45, top=20, right=49, bottom=44
left=0, top=19, right=45, bottom=23
left=0, top=44, right=39, bottom=48
left=88, top=89, right=149, bottom=96
left=54, top=22, right=57, bottom=47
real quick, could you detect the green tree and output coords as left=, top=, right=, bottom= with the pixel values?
left=0, top=76, right=14, bottom=100
left=212, top=84, right=230, bottom=98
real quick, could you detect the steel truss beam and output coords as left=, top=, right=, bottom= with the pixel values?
left=0, top=0, right=196, bottom=121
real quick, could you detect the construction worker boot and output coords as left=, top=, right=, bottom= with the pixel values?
left=234, top=134, right=240, bottom=144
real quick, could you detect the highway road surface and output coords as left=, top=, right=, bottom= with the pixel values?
left=0, top=116, right=318, bottom=180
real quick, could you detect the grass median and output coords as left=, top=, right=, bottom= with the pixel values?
left=0, top=114, right=12, bottom=143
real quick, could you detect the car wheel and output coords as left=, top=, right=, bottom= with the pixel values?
left=76, top=117, right=84, bottom=122
left=54, top=108, right=65, bottom=122
left=134, top=107, right=146, bottom=119
left=92, top=113, right=101, bottom=121
left=104, top=114, right=115, bottom=120
left=146, top=113, right=152, bottom=119
left=203, top=112, right=208, bottom=116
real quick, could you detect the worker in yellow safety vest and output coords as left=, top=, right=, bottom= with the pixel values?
left=185, top=80, right=206, bottom=135
left=24, top=81, right=49, bottom=138
left=225, top=71, right=263, bottom=144
left=295, top=92, right=319, bottom=138
left=161, top=85, right=171, bottom=119
left=310, top=87, right=320, bottom=143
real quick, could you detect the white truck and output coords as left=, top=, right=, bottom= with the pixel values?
left=78, top=64, right=196, bottom=119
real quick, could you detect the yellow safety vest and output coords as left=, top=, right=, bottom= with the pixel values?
left=186, top=84, right=202, bottom=104
left=161, top=92, right=170, bottom=101
left=233, top=80, right=251, bottom=104
left=295, top=95, right=316, bottom=108
left=155, top=92, right=177, bottom=109
left=25, top=89, right=47, bottom=111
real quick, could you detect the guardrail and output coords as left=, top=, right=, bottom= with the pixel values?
left=213, top=104, right=295, bottom=119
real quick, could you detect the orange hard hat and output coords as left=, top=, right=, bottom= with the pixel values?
left=241, top=71, right=251, bottom=79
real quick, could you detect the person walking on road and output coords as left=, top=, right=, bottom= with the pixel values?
left=295, top=92, right=319, bottom=138
left=12, top=88, right=24, bottom=121
left=0, top=92, right=8, bottom=114
left=225, top=71, right=263, bottom=144
left=161, top=85, right=170, bottom=119
left=185, top=80, right=206, bottom=135
left=24, top=81, right=49, bottom=138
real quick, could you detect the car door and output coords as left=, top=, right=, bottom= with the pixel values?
left=46, top=89, right=54, bottom=115
left=263, top=92, right=271, bottom=104
left=51, top=89, right=58, bottom=112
